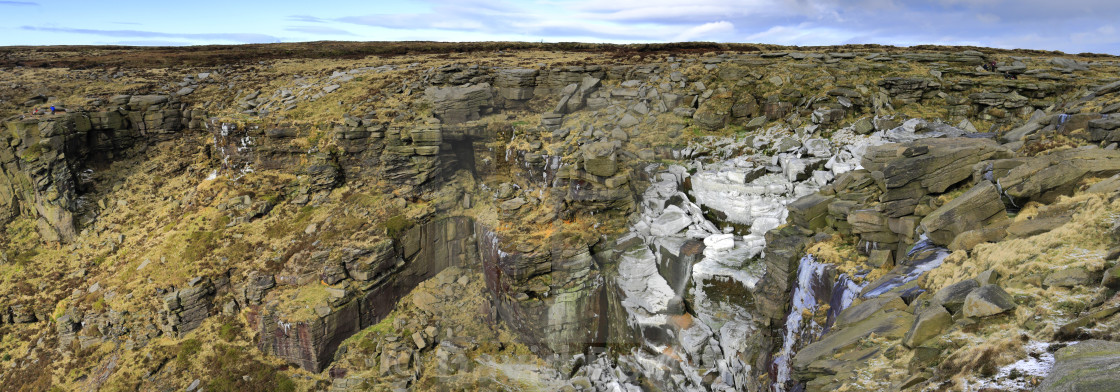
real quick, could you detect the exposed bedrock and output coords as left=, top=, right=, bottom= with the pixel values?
left=247, top=217, right=479, bottom=372
left=1, top=98, right=203, bottom=242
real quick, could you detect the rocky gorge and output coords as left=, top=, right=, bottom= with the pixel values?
left=0, top=42, right=1119, bottom=391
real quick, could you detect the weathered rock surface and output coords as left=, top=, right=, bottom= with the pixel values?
left=961, top=285, right=1016, bottom=318
left=920, top=181, right=1008, bottom=246
left=994, top=148, right=1120, bottom=204
left=793, top=310, right=914, bottom=372
left=932, top=279, right=979, bottom=314
left=1036, top=340, right=1120, bottom=392
left=425, top=83, right=494, bottom=124
left=903, top=304, right=952, bottom=348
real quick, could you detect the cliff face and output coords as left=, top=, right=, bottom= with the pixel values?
left=1, top=44, right=1119, bottom=391
left=0, top=99, right=203, bottom=243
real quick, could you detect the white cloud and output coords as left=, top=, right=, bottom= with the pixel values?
left=674, top=21, right=735, bottom=41
left=315, top=0, right=1120, bottom=53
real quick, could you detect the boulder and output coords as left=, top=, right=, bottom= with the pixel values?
left=499, top=197, right=527, bottom=211
left=787, top=193, right=834, bottom=230
left=1000, top=120, right=1044, bottom=143
left=948, top=223, right=1008, bottom=251
left=342, top=241, right=397, bottom=281
left=1056, top=305, right=1120, bottom=339
left=582, top=141, right=618, bottom=177
left=1044, top=267, right=1093, bottom=288
left=127, top=95, right=169, bottom=110
left=997, top=148, right=1120, bottom=204
left=1007, top=215, right=1071, bottom=238
left=650, top=207, right=693, bottom=237
left=833, top=294, right=907, bottom=329
left=793, top=310, right=914, bottom=371
left=424, top=83, right=493, bottom=124
left=868, top=249, right=893, bottom=268
left=1036, top=340, right=1120, bottom=392
left=976, top=269, right=1000, bottom=285
left=920, top=181, right=1008, bottom=246
left=853, top=117, right=874, bottom=135
left=903, top=304, right=952, bottom=348
left=494, top=69, right=538, bottom=100
left=961, top=285, right=1016, bottom=318
left=933, top=279, right=979, bottom=314
left=863, top=138, right=1012, bottom=194
left=1103, top=265, right=1120, bottom=289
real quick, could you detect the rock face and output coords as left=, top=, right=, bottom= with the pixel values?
left=991, top=148, right=1120, bottom=204
left=793, top=310, right=914, bottom=371
left=161, top=277, right=219, bottom=336
left=0, top=103, right=201, bottom=242
left=247, top=217, right=479, bottom=372
left=862, top=138, right=1011, bottom=196
left=920, top=181, right=1008, bottom=246
left=494, top=69, right=539, bottom=101
left=425, top=84, right=494, bottom=124
left=1036, top=340, right=1120, bottom=392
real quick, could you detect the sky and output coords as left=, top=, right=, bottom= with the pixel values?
left=1, top=0, right=1118, bottom=54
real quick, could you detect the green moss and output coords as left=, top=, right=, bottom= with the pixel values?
left=11, top=249, right=38, bottom=266
left=204, top=344, right=296, bottom=392
left=176, top=338, right=202, bottom=366
left=218, top=320, right=241, bottom=342
left=380, top=214, right=414, bottom=239
left=262, top=193, right=281, bottom=206
left=265, top=205, right=315, bottom=239
left=181, top=231, right=218, bottom=263
left=20, top=143, right=47, bottom=162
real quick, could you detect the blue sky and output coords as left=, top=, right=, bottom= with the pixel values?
left=2, top=0, right=1118, bottom=54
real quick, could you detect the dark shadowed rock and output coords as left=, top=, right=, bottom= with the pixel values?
left=932, top=279, right=978, bottom=314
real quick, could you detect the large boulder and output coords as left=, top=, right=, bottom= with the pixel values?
left=127, top=94, right=169, bottom=111
left=581, top=141, right=618, bottom=177
left=932, top=279, right=979, bottom=314
left=920, top=181, right=1008, bottom=246
left=494, top=69, right=538, bottom=101
left=961, top=285, right=1016, bottom=318
left=863, top=138, right=1012, bottom=194
left=1036, top=340, right=1120, bottom=392
left=793, top=309, right=914, bottom=373
left=424, top=83, right=494, bottom=124
left=996, top=148, right=1120, bottom=204
left=903, top=304, right=952, bottom=348
left=833, top=294, right=907, bottom=329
